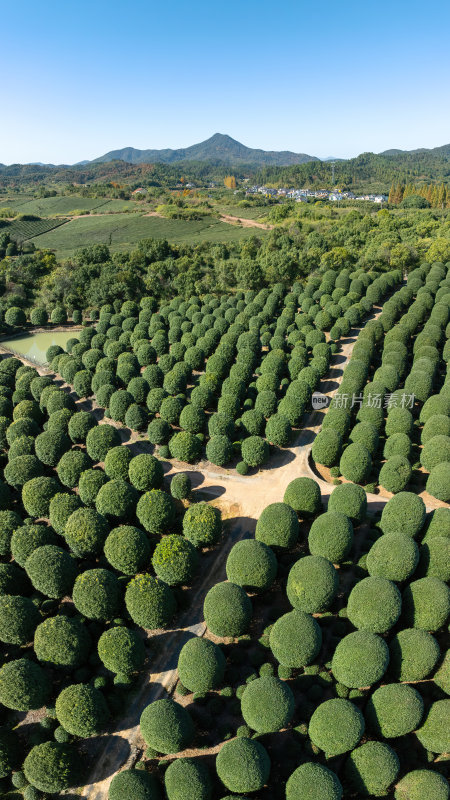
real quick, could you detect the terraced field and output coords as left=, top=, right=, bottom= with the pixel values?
left=29, top=212, right=266, bottom=257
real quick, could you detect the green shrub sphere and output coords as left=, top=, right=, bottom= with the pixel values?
left=78, top=468, right=109, bottom=506
left=339, top=442, right=372, bottom=484
left=287, top=555, right=338, bottom=613
left=365, top=683, right=424, bottom=738
left=152, top=535, right=199, bottom=585
left=347, top=576, right=401, bottom=633
left=0, top=594, right=40, bottom=644
left=125, top=574, right=176, bottom=630
left=72, top=568, right=120, bottom=621
left=426, top=462, right=450, bottom=502
left=164, top=757, right=211, bottom=800
left=25, top=545, right=77, bottom=598
left=177, top=636, right=226, bottom=693
left=55, top=682, right=110, bottom=737
left=345, top=741, right=400, bottom=797
left=312, top=428, right=343, bottom=467
left=367, top=532, right=419, bottom=581
left=308, top=511, right=353, bottom=563
left=22, top=476, right=61, bottom=518
left=331, top=631, right=389, bottom=688
left=203, top=581, right=252, bottom=637
left=308, top=698, right=365, bottom=756
left=389, top=628, right=440, bottom=681
left=269, top=609, right=322, bottom=668
left=86, top=424, right=121, bottom=462
left=226, top=539, right=277, bottom=591
left=98, top=626, right=146, bottom=675
left=183, top=502, right=222, bottom=548
left=416, top=700, right=450, bottom=754
left=137, top=489, right=175, bottom=534
left=216, top=737, right=270, bottom=795
left=0, top=657, right=50, bottom=710
left=34, top=614, right=91, bottom=669
left=64, top=507, right=109, bottom=557
left=380, top=492, right=426, bottom=537
left=109, top=769, right=162, bottom=800
left=104, top=525, right=151, bottom=574
left=140, top=698, right=194, bottom=754
left=283, top=477, right=322, bottom=516
left=286, top=763, right=343, bottom=800
left=255, top=502, right=299, bottom=550
left=23, top=742, right=78, bottom=793
left=402, top=577, right=450, bottom=631
left=394, top=770, right=450, bottom=800
left=56, top=449, right=92, bottom=488
left=241, top=675, right=294, bottom=733
left=128, top=453, right=164, bottom=491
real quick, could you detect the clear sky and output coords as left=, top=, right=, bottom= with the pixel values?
left=1, top=0, right=449, bottom=164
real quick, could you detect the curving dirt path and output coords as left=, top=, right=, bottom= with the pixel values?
left=0, top=311, right=445, bottom=798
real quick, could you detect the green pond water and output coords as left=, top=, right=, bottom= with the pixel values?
left=0, top=331, right=75, bottom=365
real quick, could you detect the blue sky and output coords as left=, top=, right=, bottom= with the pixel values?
left=1, top=0, right=449, bottom=163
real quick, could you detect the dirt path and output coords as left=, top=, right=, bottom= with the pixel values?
left=218, top=213, right=273, bottom=230
left=1, top=311, right=445, bottom=798
left=143, top=209, right=273, bottom=230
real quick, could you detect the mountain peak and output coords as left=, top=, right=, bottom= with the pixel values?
left=91, top=134, right=318, bottom=167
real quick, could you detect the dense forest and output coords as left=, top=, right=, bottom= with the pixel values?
left=0, top=205, right=449, bottom=317
left=1, top=144, right=449, bottom=194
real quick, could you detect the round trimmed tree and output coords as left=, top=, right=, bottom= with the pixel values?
left=183, top=502, right=221, bottom=548
left=23, top=742, right=78, bottom=793
left=241, top=675, right=294, bottom=733
left=286, top=763, right=343, bottom=800
left=34, top=614, right=91, bottom=670
left=347, top=576, right=401, bottom=633
left=55, top=683, right=109, bottom=737
left=367, top=533, right=419, bottom=581
left=255, top=502, right=299, bottom=550
left=140, top=698, right=194, bottom=754
left=72, top=568, right=120, bottom=621
left=25, top=545, right=77, bottom=598
left=308, top=511, right=353, bottom=563
left=331, top=631, right=389, bottom=688
left=125, top=573, right=176, bottom=630
left=152, top=535, right=199, bottom=585
left=308, top=698, right=365, bottom=756
left=0, top=594, right=40, bottom=644
left=380, top=492, right=426, bottom=537
left=104, top=525, right=151, bottom=574
left=283, top=477, right=321, bottom=517
left=216, top=737, right=270, bottom=795
left=109, top=769, right=162, bottom=800
left=203, top=581, right=252, bottom=637
left=0, top=657, right=50, bottom=711
left=394, top=770, right=450, bottom=800
left=345, top=741, right=400, bottom=797
left=269, top=609, right=322, bottom=667
left=365, top=683, right=424, bottom=738
left=226, top=539, right=277, bottom=591
left=177, top=636, right=226, bottom=693
left=287, top=555, right=338, bottom=613
left=136, top=489, right=175, bottom=534
left=98, top=626, right=146, bottom=675
left=64, top=507, right=109, bottom=557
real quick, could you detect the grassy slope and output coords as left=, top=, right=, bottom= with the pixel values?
left=29, top=212, right=266, bottom=257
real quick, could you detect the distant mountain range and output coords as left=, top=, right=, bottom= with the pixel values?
left=1, top=136, right=449, bottom=170
left=89, top=133, right=319, bottom=167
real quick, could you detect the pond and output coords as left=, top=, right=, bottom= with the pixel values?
left=0, top=330, right=77, bottom=365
